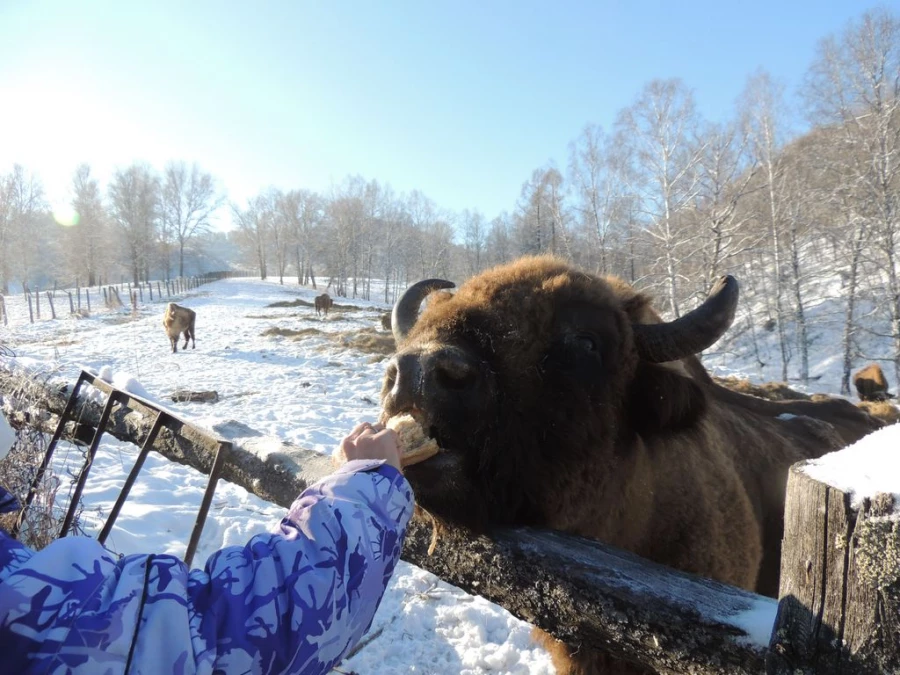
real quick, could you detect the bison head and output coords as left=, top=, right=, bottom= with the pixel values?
left=380, top=256, right=738, bottom=537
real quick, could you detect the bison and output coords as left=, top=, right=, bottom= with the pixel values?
left=380, top=256, right=882, bottom=674
left=380, top=312, right=392, bottom=331
left=853, top=362, right=893, bottom=402
left=162, top=302, right=196, bottom=353
left=314, top=293, right=333, bottom=316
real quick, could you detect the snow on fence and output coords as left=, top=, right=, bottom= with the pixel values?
left=1, top=366, right=897, bottom=674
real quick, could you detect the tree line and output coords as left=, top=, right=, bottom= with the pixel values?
left=1, top=8, right=897, bottom=392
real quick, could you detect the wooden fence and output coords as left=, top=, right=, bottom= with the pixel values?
left=2, top=274, right=248, bottom=326
left=0, top=369, right=896, bottom=674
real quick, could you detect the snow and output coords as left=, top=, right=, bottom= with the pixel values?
left=801, top=424, right=900, bottom=509
left=0, top=278, right=555, bottom=674
left=724, top=597, right=777, bottom=648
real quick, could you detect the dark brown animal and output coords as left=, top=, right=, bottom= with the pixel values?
left=162, top=302, right=196, bottom=353
left=853, top=363, right=892, bottom=402
left=314, top=293, right=333, bottom=316
left=380, top=312, right=391, bottom=331
left=380, top=256, right=882, bottom=674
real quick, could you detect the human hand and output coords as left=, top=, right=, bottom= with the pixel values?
left=334, top=421, right=402, bottom=472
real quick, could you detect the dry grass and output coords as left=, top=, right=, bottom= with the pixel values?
left=261, top=326, right=325, bottom=339
left=0, top=423, right=84, bottom=550
left=266, top=298, right=314, bottom=308
left=856, top=400, right=900, bottom=425
left=337, top=327, right=396, bottom=357
left=714, top=376, right=812, bottom=401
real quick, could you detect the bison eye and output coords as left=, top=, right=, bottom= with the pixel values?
left=567, top=333, right=598, bottom=353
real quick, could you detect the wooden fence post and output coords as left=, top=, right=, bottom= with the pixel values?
left=46, top=291, right=56, bottom=320
left=148, top=282, right=153, bottom=301
left=35, top=287, right=41, bottom=320
left=67, top=291, right=74, bottom=315
left=25, top=286, right=33, bottom=323
left=767, top=463, right=899, bottom=674
left=157, top=281, right=162, bottom=298
left=0, top=295, right=6, bottom=325
left=86, top=289, right=91, bottom=313
left=102, top=287, right=109, bottom=307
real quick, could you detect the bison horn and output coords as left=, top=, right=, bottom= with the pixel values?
left=392, top=278, right=456, bottom=344
left=632, top=275, right=739, bottom=363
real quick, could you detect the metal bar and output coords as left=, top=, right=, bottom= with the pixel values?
left=12, top=372, right=88, bottom=538
left=97, top=412, right=165, bottom=546
left=59, top=390, right=121, bottom=537
left=183, top=440, right=231, bottom=568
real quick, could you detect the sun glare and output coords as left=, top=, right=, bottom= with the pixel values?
left=53, top=207, right=80, bottom=227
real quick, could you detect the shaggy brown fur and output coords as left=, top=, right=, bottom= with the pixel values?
left=380, top=312, right=392, bottom=331
left=314, top=293, right=333, bottom=316
left=853, top=363, right=892, bottom=401
left=380, top=255, right=883, bottom=675
left=162, top=303, right=196, bottom=353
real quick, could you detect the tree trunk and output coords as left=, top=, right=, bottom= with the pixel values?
left=840, top=224, right=866, bottom=396
left=767, top=465, right=900, bottom=674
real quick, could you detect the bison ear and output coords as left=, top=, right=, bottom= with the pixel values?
left=627, top=362, right=707, bottom=434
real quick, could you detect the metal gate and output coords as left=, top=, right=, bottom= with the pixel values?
left=11, top=369, right=230, bottom=567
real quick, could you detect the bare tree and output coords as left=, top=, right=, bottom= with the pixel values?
left=231, top=197, right=268, bottom=279
left=0, top=166, right=47, bottom=293
left=514, top=166, right=570, bottom=258
left=567, top=124, right=633, bottom=274
left=161, top=161, right=222, bottom=278
left=804, top=7, right=900, bottom=384
left=461, top=209, right=487, bottom=275
left=108, top=163, right=160, bottom=284
left=616, top=79, right=706, bottom=317
left=67, top=164, right=108, bottom=287
left=740, top=70, right=794, bottom=382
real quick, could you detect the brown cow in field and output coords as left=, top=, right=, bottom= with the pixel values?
left=314, top=293, right=333, bottom=316
left=853, top=362, right=893, bottom=402
left=162, top=302, right=196, bottom=353
left=380, top=256, right=882, bottom=674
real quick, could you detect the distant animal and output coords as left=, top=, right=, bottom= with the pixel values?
left=380, top=312, right=391, bottom=331
left=853, top=363, right=892, bottom=402
left=314, top=293, right=333, bottom=316
left=162, top=302, right=196, bottom=353
left=380, top=255, right=883, bottom=675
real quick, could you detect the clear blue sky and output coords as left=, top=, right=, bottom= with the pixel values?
left=0, top=1, right=886, bottom=229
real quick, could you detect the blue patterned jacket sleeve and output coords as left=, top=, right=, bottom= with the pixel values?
left=0, top=460, right=413, bottom=675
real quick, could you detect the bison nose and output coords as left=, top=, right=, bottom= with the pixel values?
left=383, top=352, right=424, bottom=412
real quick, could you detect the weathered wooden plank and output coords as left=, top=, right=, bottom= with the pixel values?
left=767, top=464, right=900, bottom=674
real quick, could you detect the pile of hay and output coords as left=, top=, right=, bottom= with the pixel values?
left=856, top=400, right=900, bottom=425
left=713, top=376, right=812, bottom=401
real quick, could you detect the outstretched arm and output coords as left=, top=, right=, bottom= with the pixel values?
left=0, top=462, right=413, bottom=675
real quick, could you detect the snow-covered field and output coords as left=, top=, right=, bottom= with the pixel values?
left=1, top=274, right=897, bottom=674
left=1, top=278, right=556, bottom=674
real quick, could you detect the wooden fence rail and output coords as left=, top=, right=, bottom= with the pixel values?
left=1, top=366, right=896, bottom=673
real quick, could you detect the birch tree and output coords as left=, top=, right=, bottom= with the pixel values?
left=804, top=7, right=900, bottom=385
left=616, top=79, right=706, bottom=317
left=161, top=161, right=222, bottom=278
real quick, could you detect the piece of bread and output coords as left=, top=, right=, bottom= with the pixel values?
left=386, top=413, right=440, bottom=467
